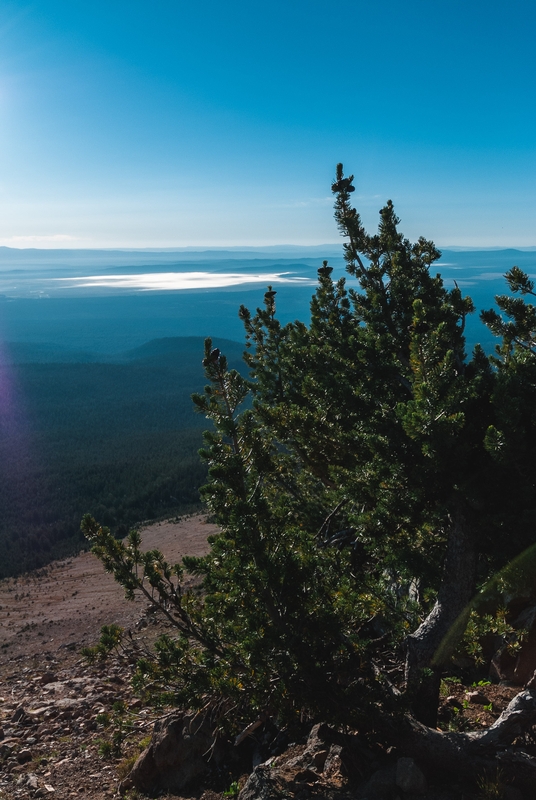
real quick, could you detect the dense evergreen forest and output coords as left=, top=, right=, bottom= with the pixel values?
left=0, top=336, right=243, bottom=578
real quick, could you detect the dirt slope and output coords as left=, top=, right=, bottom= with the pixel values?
left=0, top=515, right=215, bottom=662
left=0, top=515, right=216, bottom=800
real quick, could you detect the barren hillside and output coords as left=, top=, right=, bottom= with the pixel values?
left=0, top=515, right=216, bottom=800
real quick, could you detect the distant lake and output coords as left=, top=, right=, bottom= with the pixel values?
left=0, top=246, right=534, bottom=355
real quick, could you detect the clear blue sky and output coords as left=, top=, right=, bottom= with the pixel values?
left=0, top=0, right=535, bottom=248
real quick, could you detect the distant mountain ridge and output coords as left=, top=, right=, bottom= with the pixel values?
left=1, top=245, right=535, bottom=272
left=121, top=336, right=242, bottom=363
left=0, top=245, right=345, bottom=270
left=0, top=336, right=243, bottom=365
left=440, top=246, right=536, bottom=252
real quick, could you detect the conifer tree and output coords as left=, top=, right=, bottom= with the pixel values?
left=83, top=166, right=536, bottom=758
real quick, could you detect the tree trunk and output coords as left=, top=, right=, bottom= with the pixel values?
left=405, top=505, right=477, bottom=726
left=388, top=680, right=536, bottom=789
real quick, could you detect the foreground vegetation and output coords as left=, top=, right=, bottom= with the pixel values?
left=85, top=166, right=536, bottom=783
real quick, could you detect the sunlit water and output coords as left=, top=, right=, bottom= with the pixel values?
left=0, top=247, right=534, bottom=354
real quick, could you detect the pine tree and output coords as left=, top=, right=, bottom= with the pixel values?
left=83, top=166, right=536, bottom=768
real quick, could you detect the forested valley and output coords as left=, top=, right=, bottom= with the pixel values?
left=0, top=336, right=243, bottom=577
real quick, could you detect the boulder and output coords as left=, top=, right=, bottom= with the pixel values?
left=240, top=723, right=371, bottom=799
left=125, top=710, right=217, bottom=793
left=238, top=764, right=288, bottom=800
left=286, top=723, right=372, bottom=783
left=395, top=757, right=427, bottom=794
left=284, top=724, right=333, bottom=772
left=359, top=766, right=397, bottom=798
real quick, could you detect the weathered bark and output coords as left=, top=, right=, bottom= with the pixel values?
left=405, top=506, right=477, bottom=726
left=390, top=678, right=536, bottom=784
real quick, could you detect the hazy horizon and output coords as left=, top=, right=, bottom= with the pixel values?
left=2, top=244, right=536, bottom=256
left=0, top=247, right=532, bottom=360
left=3, top=239, right=536, bottom=253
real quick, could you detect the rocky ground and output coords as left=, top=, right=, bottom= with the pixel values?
left=0, top=648, right=152, bottom=799
left=0, top=516, right=529, bottom=800
left=0, top=515, right=216, bottom=800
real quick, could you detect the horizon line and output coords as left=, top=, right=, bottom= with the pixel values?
left=1, top=244, right=536, bottom=254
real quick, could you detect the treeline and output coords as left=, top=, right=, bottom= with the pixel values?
left=0, top=337, right=243, bottom=578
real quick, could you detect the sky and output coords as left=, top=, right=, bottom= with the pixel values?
left=0, top=0, right=535, bottom=248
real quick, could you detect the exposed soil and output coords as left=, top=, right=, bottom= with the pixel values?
left=0, top=515, right=215, bottom=662
left=0, top=515, right=216, bottom=800
left=437, top=680, right=518, bottom=733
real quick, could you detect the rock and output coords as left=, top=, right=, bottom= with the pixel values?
left=312, top=749, right=329, bottom=771
left=465, top=691, right=490, bottom=705
left=395, top=757, right=427, bottom=794
left=119, top=778, right=133, bottom=792
left=238, top=764, right=286, bottom=800
left=126, top=710, right=218, bottom=793
left=286, top=723, right=363, bottom=780
left=360, top=766, right=397, bottom=798
left=284, top=724, right=331, bottom=771
left=43, top=682, right=65, bottom=693
left=10, top=705, right=26, bottom=723
left=16, top=748, right=33, bottom=764
left=26, top=773, right=40, bottom=789
left=323, top=746, right=344, bottom=780
left=445, top=695, right=459, bottom=705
